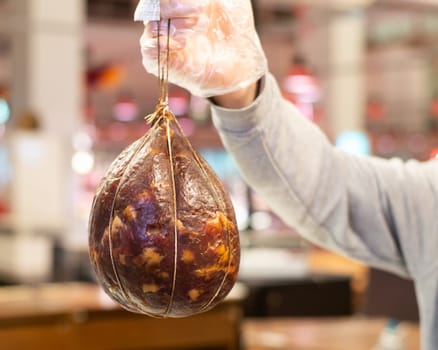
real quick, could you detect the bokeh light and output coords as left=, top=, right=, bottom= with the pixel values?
left=72, top=131, right=93, bottom=151
left=72, top=151, right=95, bottom=175
left=336, top=131, right=370, bottom=156
left=113, top=101, right=138, bottom=122
left=0, top=99, right=10, bottom=124
left=430, top=148, right=438, bottom=160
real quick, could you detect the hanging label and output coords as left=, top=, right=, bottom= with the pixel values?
left=134, top=0, right=160, bottom=22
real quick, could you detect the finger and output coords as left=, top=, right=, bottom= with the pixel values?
left=141, top=35, right=186, bottom=53
left=143, top=20, right=176, bottom=39
left=141, top=49, right=187, bottom=77
left=159, top=0, right=209, bottom=18
left=144, top=17, right=200, bottom=40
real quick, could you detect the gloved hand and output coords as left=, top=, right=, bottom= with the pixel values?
left=139, top=0, right=267, bottom=98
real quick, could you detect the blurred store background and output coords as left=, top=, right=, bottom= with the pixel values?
left=0, top=0, right=435, bottom=349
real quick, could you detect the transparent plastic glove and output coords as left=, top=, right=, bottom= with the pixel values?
left=139, top=0, right=267, bottom=98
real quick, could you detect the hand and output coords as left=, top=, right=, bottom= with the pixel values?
left=140, top=0, right=267, bottom=98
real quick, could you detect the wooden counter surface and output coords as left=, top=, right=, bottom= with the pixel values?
left=243, top=317, right=420, bottom=350
left=0, top=283, right=246, bottom=350
left=0, top=283, right=421, bottom=350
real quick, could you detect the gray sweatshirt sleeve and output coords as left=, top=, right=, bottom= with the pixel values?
left=210, top=73, right=438, bottom=279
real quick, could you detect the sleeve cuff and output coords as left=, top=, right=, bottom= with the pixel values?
left=210, top=73, right=280, bottom=133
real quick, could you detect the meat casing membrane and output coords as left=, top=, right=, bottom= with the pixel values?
left=88, top=110, right=240, bottom=318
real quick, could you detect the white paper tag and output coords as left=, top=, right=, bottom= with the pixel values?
left=134, top=0, right=160, bottom=22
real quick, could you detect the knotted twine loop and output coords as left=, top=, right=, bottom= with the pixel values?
left=145, top=18, right=172, bottom=125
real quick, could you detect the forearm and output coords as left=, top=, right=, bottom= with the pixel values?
left=210, top=74, right=346, bottom=248
left=209, top=73, right=431, bottom=277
